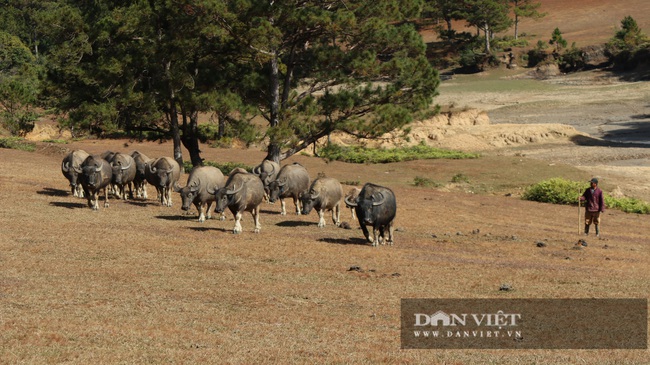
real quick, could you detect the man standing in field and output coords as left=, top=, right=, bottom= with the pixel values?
left=580, top=178, right=605, bottom=237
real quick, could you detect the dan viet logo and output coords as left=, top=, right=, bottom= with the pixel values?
left=412, top=310, right=522, bottom=339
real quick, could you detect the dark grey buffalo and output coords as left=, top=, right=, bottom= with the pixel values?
left=344, top=183, right=396, bottom=246
left=300, top=176, right=343, bottom=227
left=100, top=151, right=116, bottom=163
left=130, top=151, right=152, bottom=199
left=252, top=159, right=280, bottom=198
left=213, top=170, right=265, bottom=234
left=109, top=153, right=136, bottom=200
left=144, top=156, right=181, bottom=207
left=80, top=155, right=113, bottom=210
left=344, top=187, right=362, bottom=220
left=176, top=166, right=225, bottom=222
left=61, top=149, right=90, bottom=197
left=268, top=162, right=310, bottom=215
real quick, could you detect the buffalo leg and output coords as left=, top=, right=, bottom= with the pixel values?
left=104, top=187, right=109, bottom=208
left=332, top=203, right=341, bottom=227
left=359, top=223, right=373, bottom=244
left=293, top=196, right=301, bottom=215
left=233, top=212, right=243, bottom=234
left=280, top=199, right=287, bottom=215
left=372, top=227, right=380, bottom=247
left=197, top=202, right=206, bottom=222
left=252, top=206, right=261, bottom=233
left=318, top=209, right=326, bottom=228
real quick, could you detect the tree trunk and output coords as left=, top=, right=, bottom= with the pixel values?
left=217, top=112, right=226, bottom=139
left=180, top=107, right=203, bottom=167
left=265, top=51, right=282, bottom=164
left=169, top=100, right=183, bottom=169
left=484, top=22, right=491, bottom=53
left=514, top=16, right=519, bottom=39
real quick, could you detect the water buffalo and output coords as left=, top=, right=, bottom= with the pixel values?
left=130, top=151, right=152, bottom=199
left=61, top=149, right=90, bottom=197
left=268, top=163, right=310, bottom=215
left=344, top=187, right=362, bottom=220
left=213, top=170, right=265, bottom=234
left=176, top=166, right=225, bottom=222
left=144, top=156, right=181, bottom=207
left=109, top=153, right=136, bottom=200
left=252, top=159, right=280, bottom=199
left=80, top=155, right=113, bottom=210
left=300, top=176, right=343, bottom=227
left=345, top=183, right=396, bottom=247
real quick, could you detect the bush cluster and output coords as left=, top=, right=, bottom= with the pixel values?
left=0, top=137, right=36, bottom=152
left=523, top=178, right=650, bottom=214
left=319, top=143, right=479, bottom=164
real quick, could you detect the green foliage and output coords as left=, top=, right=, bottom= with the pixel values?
left=523, top=178, right=650, bottom=214
left=605, top=196, right=650, bottom=214
left=319, top=143, right=479, bottom=164
left=182, top=160, right=253, bottom=176
left=559, top=43, right=586, bottom=72
left=0, top=137, right=36, bottom=152
left=0, top=31, right=40, bottom=136
left=413, top=176, right=443, bottom=188
left=549, top=28, right=568, bottom=53
left=492, top=36, right=529, bottom=50
left=606, top=16, right=649, bottom=71
left=451, top=173, right=470, bottom=184
left=43, top=139, right=68, bottom=144
left=522, top=178, right=583, bottom=205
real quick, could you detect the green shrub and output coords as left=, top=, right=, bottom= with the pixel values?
left=0, top=137, right=36, bottom=152
left=605, top=196, right=650, bottom=214
left=523, top=178, right=650, bottom=214
left=182, top=160, right=252, bottom=175
left=319, top=143, right=479, bottom=164
left=522, top=178, right=583, bottom=205
left=451, top=173, right=470, bottom=184
left=413, top=176, right=442, bottom=188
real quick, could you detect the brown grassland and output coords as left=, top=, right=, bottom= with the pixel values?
left=2, top=137, right=649, bottom=364
left=2, top=1, right=650, bottom=364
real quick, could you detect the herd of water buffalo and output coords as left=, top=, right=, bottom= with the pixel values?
left=60, top=149, right=397, bottom=246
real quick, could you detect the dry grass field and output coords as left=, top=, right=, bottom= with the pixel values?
left=1, top=137, right=649, bottom=364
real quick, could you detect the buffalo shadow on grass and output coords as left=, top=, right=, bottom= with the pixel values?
left=188, top=226, right=227, bottom=233
left=37, top=187, right=69, bottom=197
left=155, top=214, right=197, bottom=221
left=124, top=200, right=161, bottom=208
left=49, top=201, right=86, bottom=209
left=275, top=220, right=314, bottom=227
left=318, top=237, right=369, bottom=246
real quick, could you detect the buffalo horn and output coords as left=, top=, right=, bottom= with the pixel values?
left=148, top=163, right=157, bottom=173
left=95, top=161, right=104, bottom=172
left=372, top=192, right=386, bottom=206
left=344, top=195, right=358, bottom=207
left=277, top=177, right=287, bottom=187
left=252, top=165, right=261, bottom=175
left=62, top=161, right=70, bottom=172
left=310, top=190, right=320, bottom=200
left=121, top=160, right=132, bottom=170
left=226, top=183, right=243, bottom=195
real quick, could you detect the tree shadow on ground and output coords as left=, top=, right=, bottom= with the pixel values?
left=49, top=201, right=86, bottom=209
left=276, top=221, right=314, bottom=227
left=37, top=188, right=69, bottom=197
left=318, top=237, right=369, bottom=246
left=570, top=135, right=650, bottom=148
